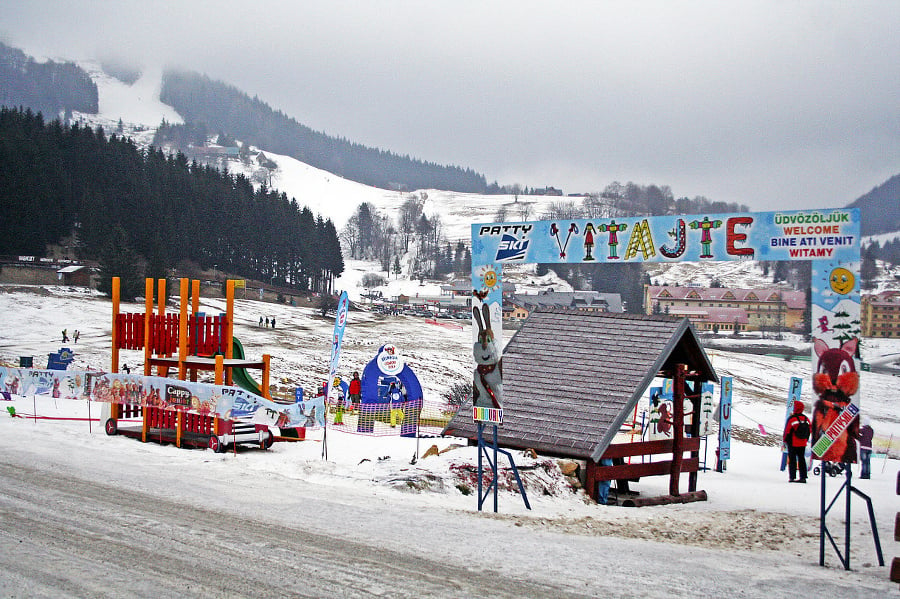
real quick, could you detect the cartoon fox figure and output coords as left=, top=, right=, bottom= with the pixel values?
left=811, top=337, right=859, bottom=464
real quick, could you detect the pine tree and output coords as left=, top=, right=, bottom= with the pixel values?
left=861, top=244, right=879, bottom=289
left=96, top=225, right=143, bottom=301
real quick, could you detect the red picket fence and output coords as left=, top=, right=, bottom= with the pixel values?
left=188, top=314, right=227, bottom=356
left=114, top=313, right=145, bottom=350
left=115, top=313, right=225, bottom=357
left=146, top=406, right=177, bottom=429
left=148, top=313, right=179, bottom=355
left=145, top=406, right=215, bottom=435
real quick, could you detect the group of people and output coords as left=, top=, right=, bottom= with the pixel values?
left=326, top=372, right=362, bottom=426
left=319, top=372, right=410, bottom=428
left=61, top=329, right=80, bottom=343
left=258, top=316, right=276, bottom=328
left=782, top=401, right=875, bottom=482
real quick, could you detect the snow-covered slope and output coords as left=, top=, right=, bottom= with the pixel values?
left=66, top=63, right=584, bottom=234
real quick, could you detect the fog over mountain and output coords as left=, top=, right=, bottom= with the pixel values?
left=4, top=1, right=899, bottom=211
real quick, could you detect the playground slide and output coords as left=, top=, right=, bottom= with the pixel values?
left=231, top=337, right=263, bottom=397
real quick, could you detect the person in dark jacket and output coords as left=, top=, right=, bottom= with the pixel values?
left=859, top=416, right=874, bottom=479
left=783, top=400, right=810, bottom=483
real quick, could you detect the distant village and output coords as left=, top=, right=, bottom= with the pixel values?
left=3, top=254, right=900, bottom=339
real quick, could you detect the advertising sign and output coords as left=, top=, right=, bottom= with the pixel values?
left=470, top=209, right=860, bottom=430
left=325, top=291, right=350, bottom=401
left=718, top=376, right=733, bottom=461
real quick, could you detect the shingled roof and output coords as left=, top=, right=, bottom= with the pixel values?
left=444, top=308, right=717, bottom=461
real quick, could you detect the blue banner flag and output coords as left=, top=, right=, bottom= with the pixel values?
left=325, top=291, right=350, bottom=401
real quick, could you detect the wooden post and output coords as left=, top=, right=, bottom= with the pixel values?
left=670, top=364, right=686, bottom=496
left=585, top=460, right=598, bottom=502
left=178, top=278, right=188, bottom=380
left=111, top=276, right=120, bottom=374
left=157, top=279, right=166, bottom=318
left=157, top=278, right=168, bottom=376
left=191, top=279, right=200, bottom=315
left=226, top=280, right=235, bottom=385
left=143, top=278, right=154, bottom=376
left=262, top=354, right=271, bottom=399
left=176, top=410, right=183, bottom=448
left=142, top=406, right=150, bottom=443
left=215, top=354, right=224, bottom=385
left=110, top=277, right=121, bottom=423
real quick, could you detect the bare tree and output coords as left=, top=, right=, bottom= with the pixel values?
left=541, top=200, right=582, bottom=220
left=340, top=214, right=360, bottom=257
left=518, top=202, right=534, bottom=221
left=398, top=196, right=424, bottom=251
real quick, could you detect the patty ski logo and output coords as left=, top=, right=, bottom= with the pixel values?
left=496, top=233, right=530, bottom=261
left=479, top=224, right=533, bottom=262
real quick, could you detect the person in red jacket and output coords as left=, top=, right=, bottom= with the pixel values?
left=783, top=400, right=811, bottom=483
left=348, top=371, right=362, bottom=413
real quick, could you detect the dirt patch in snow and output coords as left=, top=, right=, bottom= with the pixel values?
left=497, top=509, right=821, bottom=554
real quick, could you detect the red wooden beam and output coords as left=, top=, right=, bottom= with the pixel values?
left=593, top=458, right=700, bottom=481
left=602, top=437, right=701, bottom=458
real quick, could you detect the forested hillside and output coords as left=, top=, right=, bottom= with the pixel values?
left=0, top=108, right=342, bottom=299
left=849, top=174, right=900, bottom=237
left=0, top=43, right=97, bottom=119
left=848, top=174, right=900, bottom=268
left=159, top=70, right=489, bottom=193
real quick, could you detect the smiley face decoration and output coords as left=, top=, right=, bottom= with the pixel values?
left=829, top=267, right=855, bottom=295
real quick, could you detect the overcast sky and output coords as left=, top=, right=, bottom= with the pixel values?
left=4, top=1, right=899, bottom=211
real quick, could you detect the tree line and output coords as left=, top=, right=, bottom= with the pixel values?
left=0, top=107, right=342, bottom=300
left=0, top=42, right=97, bottom=120
left=159, top=70, right=490, bottom=194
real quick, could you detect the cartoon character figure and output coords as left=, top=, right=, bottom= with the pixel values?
left=811, top=337, right=859, bottom=463
left=656, top=402, right=673, bottom=436
left=599, top=220, right=627, bottom=259
left=689, top=217, right=723, bottom=258
left=583, top=223, right=596, bottom=261
left=472, top=303, right=502, bottom=409
left=51, top=378, right=61, bottom=398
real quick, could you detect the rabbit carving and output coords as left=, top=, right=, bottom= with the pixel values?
left=473, top=303, right=502, bottom=409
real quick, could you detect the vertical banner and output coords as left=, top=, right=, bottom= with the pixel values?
left=647, top=382, right=674, bottom=440
left=470, top=237, right=504, bottom=423
left=325, top=291, right=350, bottom=401
left=717, top=376, right=733, bottom=462
left=780, top=377, right=804, bottom=469
left=809, top=259, right=861, bottom=462
left=699, top=382, right=715, bottom=437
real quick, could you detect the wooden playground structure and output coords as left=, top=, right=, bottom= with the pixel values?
left=105, top=277, right=276, bottom=451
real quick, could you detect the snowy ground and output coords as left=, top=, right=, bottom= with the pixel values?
left=0, top=284, right=898, bottom=595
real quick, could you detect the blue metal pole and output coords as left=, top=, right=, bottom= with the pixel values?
left=477, top=422, right=484, bottom=511
left=492, top=424, right=499, bottom=513
left=844, top=462, right=852, bottom=570
left=819, top=462, right=826, bottom=566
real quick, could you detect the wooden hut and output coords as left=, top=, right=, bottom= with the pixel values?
left=444, top=308, right=718, bottom=504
